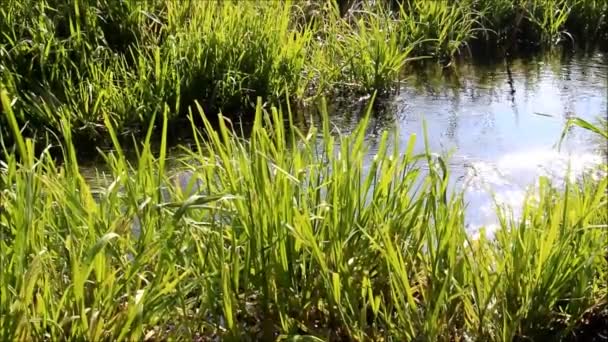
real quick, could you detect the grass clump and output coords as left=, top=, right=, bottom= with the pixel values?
left=472, top=0, right=608, bottom=50
left=1, top=0, right=607, bottom=145
left=1, top=91, right=607, bottom=340
left=327, top=3, right=416, bottom=93
left=397, top=0, right=479, bottom=60
left=0, top=0, right=312, bottom=143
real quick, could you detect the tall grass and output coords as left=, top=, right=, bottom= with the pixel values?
left=473, top=0, right=608, bottom=49
left=1, top=0, right=606, bottom=145
left=0, top=0, right=312, bottom=143
left=329, top=3, right=416, bottom=93
left=397, top=0, right=480, bottom=59
left=2, top=90, right=606, bottom=340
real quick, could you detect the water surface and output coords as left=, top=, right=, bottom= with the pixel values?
left=328, top=52, right=607, bottom=234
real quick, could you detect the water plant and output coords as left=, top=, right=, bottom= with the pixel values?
left=1, top=89, right=606, bottom=340
left=0, top=0, right=313, bottom=143
left=1, top=0, right=606, bottom=145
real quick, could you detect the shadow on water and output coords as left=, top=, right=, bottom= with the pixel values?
left=80, top=51, right=608, bottom=234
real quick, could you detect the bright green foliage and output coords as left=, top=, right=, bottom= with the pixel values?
left=397, top=0, right=479, bottom=58
left=1, top=0, right=607, bottom=144
left=331, top=3, right=417, bottom=93
left=0, top=0, right=313, bottom=142
left=1, top=93, right=606, bottom=340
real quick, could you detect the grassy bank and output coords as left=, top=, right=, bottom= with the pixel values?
left=1, top=0, right=607, bottom=146
left=1, top=91, right=607, bottom=340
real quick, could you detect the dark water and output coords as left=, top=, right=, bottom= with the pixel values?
left=81, top=53, right=608, bottom=234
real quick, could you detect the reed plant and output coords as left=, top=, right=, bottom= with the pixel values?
left=0, top=0, right=313, bottom=143
left=2, top=89, right=606, bottom=340
left=396, top=0, right=480, bottom=59
left=1, top=0, right=607, bottom=144
left=566, top=0, right=608, bottom=47
left=329, top=3, right=417, bottom=93
left=473, top=0, right=608, bottom=49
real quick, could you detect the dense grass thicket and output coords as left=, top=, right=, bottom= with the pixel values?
left=1, top=90, right=607, bottom=340
left=1, top=0, right=607, bottom=145
left=1, top=1, right=607, bottom=340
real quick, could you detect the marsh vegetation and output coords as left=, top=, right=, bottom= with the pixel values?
left=1, top=1, right=607, bottom=341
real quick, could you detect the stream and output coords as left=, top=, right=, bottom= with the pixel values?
left=81, top=52, right=608, bottom=234
left=335, top=52, right=607, bottom=234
